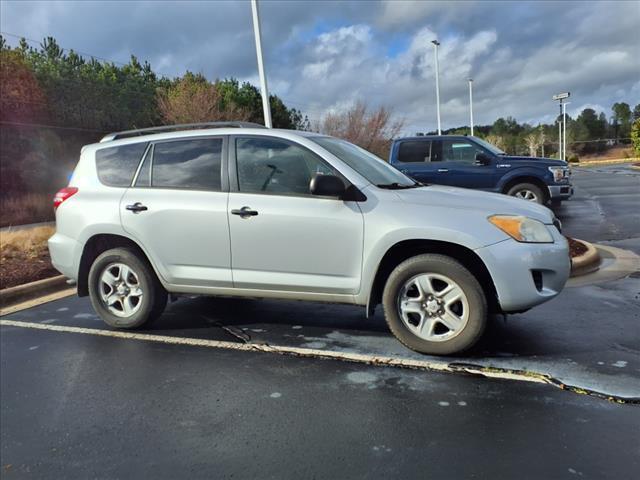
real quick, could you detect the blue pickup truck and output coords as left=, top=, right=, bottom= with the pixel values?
left=389, top=135, right=573, bottom=205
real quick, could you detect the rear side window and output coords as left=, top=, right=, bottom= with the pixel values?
left=151, top=138, right=223, bottom=191
left=397, top=141, right=433, bottom=163
left=95, top=142, right=148, bottom=187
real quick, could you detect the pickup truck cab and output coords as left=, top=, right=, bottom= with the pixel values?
left=389, top=135, right=573, bottom=205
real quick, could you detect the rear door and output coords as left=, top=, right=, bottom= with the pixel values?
left=120, top=136, right=232, bottom=287
left=394, top=139, right=439, bottom=183
left=227, top=135, right=364, bottom=294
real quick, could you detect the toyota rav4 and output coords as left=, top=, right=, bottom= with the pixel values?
left=49, top=122, right=571, bottom=355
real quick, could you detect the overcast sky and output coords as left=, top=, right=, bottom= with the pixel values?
left=1, top=0, right=638, bottom=133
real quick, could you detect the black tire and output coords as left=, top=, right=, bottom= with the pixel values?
left=550, top=198, right=562, bottom=208
left=506, top=182, right=546, bottom=204
left=382, top=254, right=487, bottom=355
left=88, top=247, right=167, bottom=329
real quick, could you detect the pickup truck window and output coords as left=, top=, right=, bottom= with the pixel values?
left=398, top=140, right=433, bottom=163
left=441, top=139, right=484, bottom=163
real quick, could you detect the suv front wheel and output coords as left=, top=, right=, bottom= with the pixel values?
left=382, top=254, right=487, bottom=355
left=88, top=248, right=167, bottom=329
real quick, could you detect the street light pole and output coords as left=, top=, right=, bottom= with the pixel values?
left=431, top=40, right=441, bottom=135
left=251, top=0, right=272, bottom=128
left=552, top=92, right=570, bottom=161
left=562, top=101, right=570, bottom=162
left=468, top=78, right=474, bottom=136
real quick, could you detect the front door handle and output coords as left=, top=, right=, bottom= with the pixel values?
left=126, top=202, right=148, bottom=213
left=437, top=168, right=449, bottom=173
left=231, top=206, right=259, bottom=218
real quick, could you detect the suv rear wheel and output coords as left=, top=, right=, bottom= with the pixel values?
left=506, top=182, right=545, bottom=204
left=382, top=254, right=487, bottom=355
left=88, top=248, right=167, bottom=329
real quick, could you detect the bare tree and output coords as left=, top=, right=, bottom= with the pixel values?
left=157, top=75, right=249, bottom=124
left=524, top=132, right=541, bottom=157
left=320, top=101, right=404, bottom=158
left=484, top=134, right=507, bottom=152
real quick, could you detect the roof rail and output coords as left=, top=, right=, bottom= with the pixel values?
left=100, top=121, right=266, bottom=142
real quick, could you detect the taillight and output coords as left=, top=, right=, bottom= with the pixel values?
left=53, top=187, right=78, bottom=211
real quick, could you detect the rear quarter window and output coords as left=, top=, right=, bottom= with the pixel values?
left=95, top=142, right=148, bottom=187
left=397, top=140, right=432, bottom=163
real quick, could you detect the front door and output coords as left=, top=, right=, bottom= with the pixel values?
left=120, top=137, right=232, bottom=287
left=438, top=138, right=497, bottom=189
left=227, top=136, right=364, bottom=294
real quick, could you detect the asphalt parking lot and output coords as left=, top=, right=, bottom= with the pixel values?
left=1, top=164, right=639, bottom=479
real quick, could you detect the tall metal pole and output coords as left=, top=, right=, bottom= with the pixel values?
left=468, top=78, right=474, bottom=136
left=251, top=0, right=272, bottom=128
left=562, top=101, right=568, bottom=161
left=432, top=40, right=441, bottom=135
left=558, top=101, right=563, bottom=160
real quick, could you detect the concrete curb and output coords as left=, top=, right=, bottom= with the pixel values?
left=576, top=158, right=638, bottom=167
left=570, top=239, right=601, bottom=277
left=0, top=275, right=72, bottom=309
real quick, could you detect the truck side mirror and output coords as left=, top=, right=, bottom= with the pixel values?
left=474, top=153, right=492, bottom=166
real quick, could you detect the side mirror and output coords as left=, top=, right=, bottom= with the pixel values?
left=310, top=174, right=346, bottom=197
left=474, top=152, right=492, bottom=165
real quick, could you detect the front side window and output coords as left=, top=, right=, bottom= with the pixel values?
left=397, top=140, right=433, bottom=163
left=236, top=137, right=335, bottom=196
left=441, top=140, right=484, bottom=163
left=151, top=138, right=222, bottom=190
left=95, top=142, right=148, bottom=187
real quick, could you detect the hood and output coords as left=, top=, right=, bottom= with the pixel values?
left=395, top=185, right=555, bottom=224
left=500, top=155, right=567, bottom=167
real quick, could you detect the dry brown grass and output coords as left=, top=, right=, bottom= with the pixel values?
left=1, top=193, right=54, bottom=227
left=0, top=225, right=55, bottom=259
left=0, top=226, right=58, bottom=289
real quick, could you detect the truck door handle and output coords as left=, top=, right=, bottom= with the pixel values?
left=231, top=206, right=259, bottom=218
left=126, top=202, right=148, bottom=213
left=437, top=168, right=449, bottom=173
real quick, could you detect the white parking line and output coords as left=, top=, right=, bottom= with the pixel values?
left=0, top=318, right=549, bottom=385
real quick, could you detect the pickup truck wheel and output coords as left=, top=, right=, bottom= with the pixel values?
left=382, top=254, right=487, bottom=355
left=507, top=183, right=545, bottom=204
left=88, top=248, right=167, bottom=329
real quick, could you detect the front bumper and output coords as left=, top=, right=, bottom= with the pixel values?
left=548, top=184, right=574, bottom=200
left=475, top=227, right=570, bottom=312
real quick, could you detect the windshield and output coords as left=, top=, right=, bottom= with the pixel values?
left=310, top=136, right=416, bottom=187
left=471, top=136, right=506, bottom=155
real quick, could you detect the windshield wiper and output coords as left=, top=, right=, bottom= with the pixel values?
left=376, top=182, right=423, bottom=190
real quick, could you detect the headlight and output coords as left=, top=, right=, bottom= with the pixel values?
left=488, top=215, right=554, bottom=243
left=548, top=166, right=568, bottom=182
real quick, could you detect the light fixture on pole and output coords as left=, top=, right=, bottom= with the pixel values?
left=431, top=40, right=442, bottom=135
left=553, top=92, right=570, bottom=161
left=251, top=0, right=272, bottom=128
left=468, top=78, right=474, bottom=136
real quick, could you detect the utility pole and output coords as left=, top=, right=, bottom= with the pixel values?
left=251, top=0, right=272, bottom=128
left=468, top=78, right=474, bottom=136
left=431, top=40, right=441, bottom=135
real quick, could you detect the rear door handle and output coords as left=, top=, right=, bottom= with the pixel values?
left=231, top=206, right=259, bottom=218
left=126, top=202, right=148, bottom=213
left=437, top=168, right=449, bottom=173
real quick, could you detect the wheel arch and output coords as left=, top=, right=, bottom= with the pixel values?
left=77, top=233, right=161, bottom=297
left=366, top=239, right=499, bottom=317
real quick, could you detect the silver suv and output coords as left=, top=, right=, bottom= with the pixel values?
left=49, top=122, right=571, bottom=355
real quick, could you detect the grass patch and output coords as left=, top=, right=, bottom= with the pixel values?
left=0, top=226, right=58, bottom=289
left=1, top=193, right=54, bottom=228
